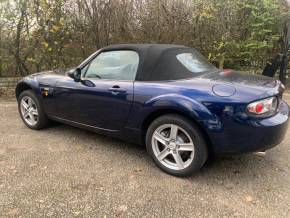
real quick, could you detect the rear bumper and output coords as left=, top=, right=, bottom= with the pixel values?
left=209, top=99, right=289, bottom=155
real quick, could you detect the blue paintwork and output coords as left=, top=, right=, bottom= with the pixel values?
left=16, top=69, right=289, bottom=155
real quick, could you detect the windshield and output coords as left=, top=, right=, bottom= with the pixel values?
left=176, top=52, right=217, bottom=74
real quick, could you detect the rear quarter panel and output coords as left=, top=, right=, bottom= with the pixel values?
left=126, top=81, right=221, bottom=132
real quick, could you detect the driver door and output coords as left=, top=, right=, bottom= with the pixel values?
left=53, top=50, right=139, bottom=131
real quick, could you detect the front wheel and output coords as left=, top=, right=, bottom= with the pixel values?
left=146, top=114, right=208, bottom=177
left=18, top=90, right=50, bottom=130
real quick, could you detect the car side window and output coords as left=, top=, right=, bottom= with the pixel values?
left=176, top=53, right=216, bottom=73
left=83, top=50, right=139, bottom=81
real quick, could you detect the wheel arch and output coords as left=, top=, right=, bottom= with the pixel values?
left=15, top=82, right=33, bottom=100
left=141, top=108, right=214, bottom=156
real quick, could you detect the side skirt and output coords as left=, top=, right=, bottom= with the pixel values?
left=49, top=116, right=142, bottom=145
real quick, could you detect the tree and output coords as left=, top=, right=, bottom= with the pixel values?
left=0, top=0, right=288, bottom=76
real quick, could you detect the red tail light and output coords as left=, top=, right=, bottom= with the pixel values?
left=247, top=97, right=278, bottom=116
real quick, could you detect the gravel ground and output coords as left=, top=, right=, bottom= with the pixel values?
left=0, top=94, right=290, bottom=218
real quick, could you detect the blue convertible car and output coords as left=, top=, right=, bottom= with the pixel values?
left=16, top=44, right=289, bottom=176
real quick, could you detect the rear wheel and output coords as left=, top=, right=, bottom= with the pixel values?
left=146, top=114, right=208, bottom=177
left=18, top=90, right=50, bottom=130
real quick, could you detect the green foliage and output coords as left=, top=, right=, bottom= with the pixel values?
left=202, top=0, right=286, bottom=69
left=0, top=0, right=288, bottom=76
left=238, top=0, right=283, bottom=64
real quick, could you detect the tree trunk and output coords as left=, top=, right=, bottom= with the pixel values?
left=15, top=0, right=29, bottom=76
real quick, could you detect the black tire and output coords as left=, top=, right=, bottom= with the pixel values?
left=146, top=114, right=208, bottom=177
left=18, top=90, right=50, bottom=130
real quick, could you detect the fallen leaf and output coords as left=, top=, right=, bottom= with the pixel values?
left=245, top=195, right=253, bottom=202
left=134, top=167, right=143, bottom=172
left=116, top=205, right=128, bottom=216
left=73, top=211, right=81, bottom=216
left=75, top=144, right=85, bottom=150
left=6, top=208, right=19, bottom=216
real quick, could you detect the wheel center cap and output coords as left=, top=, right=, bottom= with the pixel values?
left=169, top=142, right=176, bottom=150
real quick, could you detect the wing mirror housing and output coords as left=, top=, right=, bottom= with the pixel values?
left=67, top=68, right=95, bottom=87
left=67, top=68, right=81, bottom=82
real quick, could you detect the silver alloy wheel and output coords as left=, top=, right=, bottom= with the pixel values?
left=20, top=96, right=39, bottom=126
left=151, top=124, right=195, bottom=171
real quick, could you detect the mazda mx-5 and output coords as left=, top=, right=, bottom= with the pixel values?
left=16, top=44, right=289, bottom=176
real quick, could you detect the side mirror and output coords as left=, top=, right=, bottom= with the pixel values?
left=67, top=68, right=81, bottom=82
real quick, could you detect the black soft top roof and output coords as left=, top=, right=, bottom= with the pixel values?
left=77, top=43, right=211, bottom=81
left=101, top=44, right=203, bottom=81
left=102, top=43, right=187, bottom=53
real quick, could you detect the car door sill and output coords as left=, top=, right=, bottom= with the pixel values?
left=50, top=116, right=117, bottom=132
